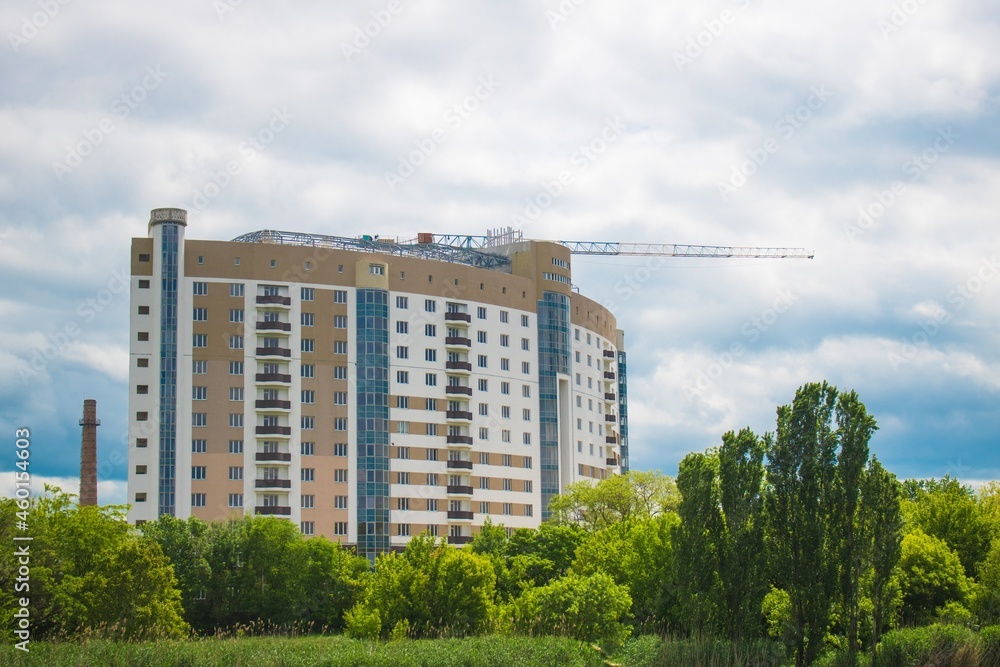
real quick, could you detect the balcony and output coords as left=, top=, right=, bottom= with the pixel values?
left=445, top=336, right=472, bottom=348
left=447, top=460, right=473, bottom=470
left=606, top=435, right=618, bottom=444
left=444, top=312, right=472, bottom=323
left=255, top=505, right=291, bottom=516
left=605, top=414, right=617, bottom=423
left=604, top=371, right=616, bottom=380
left=255, top=425, right=291, bottom=436
left=256, top=452, right=292, bottom=463
left=446, top=434, right=473, bottom=446
left=603, top=349, right=615, bottom=358
left=604, top=392, right=617, bottom=401
left=255, top=321, right=291, bottom=333
left=256, top=346, right=291, bottom=358
left=445, top=360, right=473, bottom=373
left=256, top=373, right=292, bottom=384
left=447, top=535, right=473, bottom=545
left=255, top=479, right=292, bottom=489
left=446, top=410, right=473, bottom=421
left=256, top=295, right=291, bottom=307
left=255, top=399, right=291, bottom=410
left=447, top=485, right=474, bottom=496
left=606, top=458, right=619, bottom=466
left=445, top=385, right=472, bottom=396
left=447, top=510, right=474, bottom=520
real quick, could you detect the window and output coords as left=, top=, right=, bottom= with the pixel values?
left=193, top=307, right=207, bottom=321
left=334, top=443, right=347, bottom=456
left=228, top=308, right=244, bottom=323
left=334, top=289, right=348, bottom=303
left=193, top=413, right=207, bottom=427
left=135, top=493, right=147, bottom=502
left=500, top=310, right=509, bottom=323
left=369, top=263, right=385, bottom=275
left=397, top=497, right=410, bottom=510
left=397, top=370, right=409, bottom=384
left=523, top=433, right=531, bottom=445
left=334, top=315, right=347, bottom=328
left=229, top=493, right=243, bottom=508
left=335, top=417, right=348, bottom=430
left=397, top=446, right=410, bottom=459
left=425, top=348, right=436, bottom=362
left=335, top=522, right=348, bottom=536
left=300, top=522, right=315, bottom=536
left=522, top=408, right=531, bottom=421
left=396, top=321, right=408, bottom=334
left=426, top=449, right=438, bottom=461
left=478, top=403, right=488, bottom=416
left=500, top=358, right=510, bottom=371
left=229, top=387, right=244, bottom=401
left=301, top=364, right=314, bottom=378
left=425, top=373, right=437, bottom=386
left=396, top=296, right=408, bottom=309
left=397, top=345, right=409, bottom=359
left=503, top=479, right=512, bottom=491
left=335, top=391, right=348, bottom=405
left=478, top=355, right=487, bottom=368
left=192, top=466, right=206, bottom=480
left=193, top=334, right=208, bottom=348
left=426, top=423, right=438, bottom=436
left=192, top=439, right=206, bottom=453
left=502, top=454, right=512, bottom=467
left=302, top=468, right=315, bottom=482
left=397, top=524, right=411, bottom=536
left=479, top=477, right=490, bottom=490
left=193, top=386, right=207, bottom=400
left=335, top=495, right=348, bottom=509
left=424, top=299, right=436, bottom=312
left=525, top=504, right=533, bottom=516
left=575, top=373, right=581, bottom=385
left=301, top=312, right=314, bottom=326
left=425, top=398, right=437, bottom=410
left=229, top=440, right=243, bottom=454
left=192, top=493, right=206, bottom=507
left=501, top=381, right=510, bottom=395
left=136, top=331, right=150, bottom=342
left=521, top=314, right=530, bottom=327
left=193, top=360, right=207, bottom=374
left=301, top=338, right=315, bottom=352
left=502, top=429, right=511, bottom=443
left=193, top=282, right=208, bottom=295
left=301, top=495, right=315, bottom=509
left=479, top=427, right=489, bottom=440
left=262, top=285, right=280, bottom=296
left=522, top=361, right=530, bottom=374
left=301, top=287, right=314, bottom=301
left=503, top=503, right=512, bottom=515
left=587, top=354, right=592, bottom=367
left=478, top=378, right=488, bottom=391
left=334, top=340, right=347, bottom=355
left=231, top=283, right=244, bottom=297
left=500, top=334, right=509, bottom=347
left=301, top=389, right=315, bottom=404
left=229, top=414, right=243, bottom=428
left=396, top=395, right=409, bottom=409
left=524, top=456, right=533, bottom=469
left=229, top=335, right=243, bottom=349
left=428, top=474, right=439, bottom=486
left=230, top=361, right=243, bottom=375
left=229, top=466, right=243, bottom=481
left=136, top=411, right=148, bottom=421
left=137, top=438, right=148, bottom=448
left=501, top=406, right=511, bottom=419
left=301, top=416, right=315, bottom=429
left=477, top=331, right=487, bottom=344
left=521, top=338, right=530, bottom=351
left=397, top=472, right=410, bottom=484
left=577, top=418, right=582, bottom=430
left=138, top=279, right=150, bottom=289
left=334, top=366, right=348, bottom=379
left=425, top=324, right=436, bottom=337
left=427, top=499, right=439, bottom=512
left=301, top=442, right=315, bottom=455
left=477, top=306, right=487, bottom=319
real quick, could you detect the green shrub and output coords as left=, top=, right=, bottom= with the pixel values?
left=612, top=636, right=784, bottom=667
left=981, top=625, right=1000, bottom=667
left=873, top=623, right=980, bottom=667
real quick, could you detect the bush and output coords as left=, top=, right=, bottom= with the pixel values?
left=981, top=625, right=1000, bottom=667
left=873, top=623, right=980, bottom=667
left=612, top=635, right=785, bottom=667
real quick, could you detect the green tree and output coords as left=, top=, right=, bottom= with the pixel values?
left=766, top=381, right=839, bottom=667
left=674, top=450, right=723, bottom=636
left=860, top=457, right=903, bottom=661
left=512, top=572, right=633, bottom=650
left=718, top=427, right=769, bottom=643
left=896, top=528, right=971, bottom=625
left=507, top=522, right=587, bottom=581
left=572, top=513, right=680, bottom=630
left=289, top=536, right=369, bottom=630
left=547, top=470, right=678, bottom=530
left=140, top=515, right=211, bottom=629
left=904, top=476, right=992, bottom=578
left=832, top=390, right=877, bottom=661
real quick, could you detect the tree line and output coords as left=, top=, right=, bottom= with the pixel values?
left=3, top=381, right=1000, bottom=665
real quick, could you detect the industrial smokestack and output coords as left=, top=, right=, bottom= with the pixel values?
left=79, top=399, right=100, bottom=506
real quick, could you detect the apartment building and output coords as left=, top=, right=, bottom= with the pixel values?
left=127, top=208, right=627, bottom=560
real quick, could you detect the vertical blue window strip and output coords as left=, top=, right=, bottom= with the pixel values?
left=617, top=350, right=629, bottom=473
left=158, top=224, right=179, bottom=516
left=355, top=288, right=389, bottom=562
left=536, top=291, right=570, bottom=519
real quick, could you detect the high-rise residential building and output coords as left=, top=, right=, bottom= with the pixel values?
left=127, top=208, right=626, bottom=559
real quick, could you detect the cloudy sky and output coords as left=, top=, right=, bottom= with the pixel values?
left=1, top=0, right=997, bottom=504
